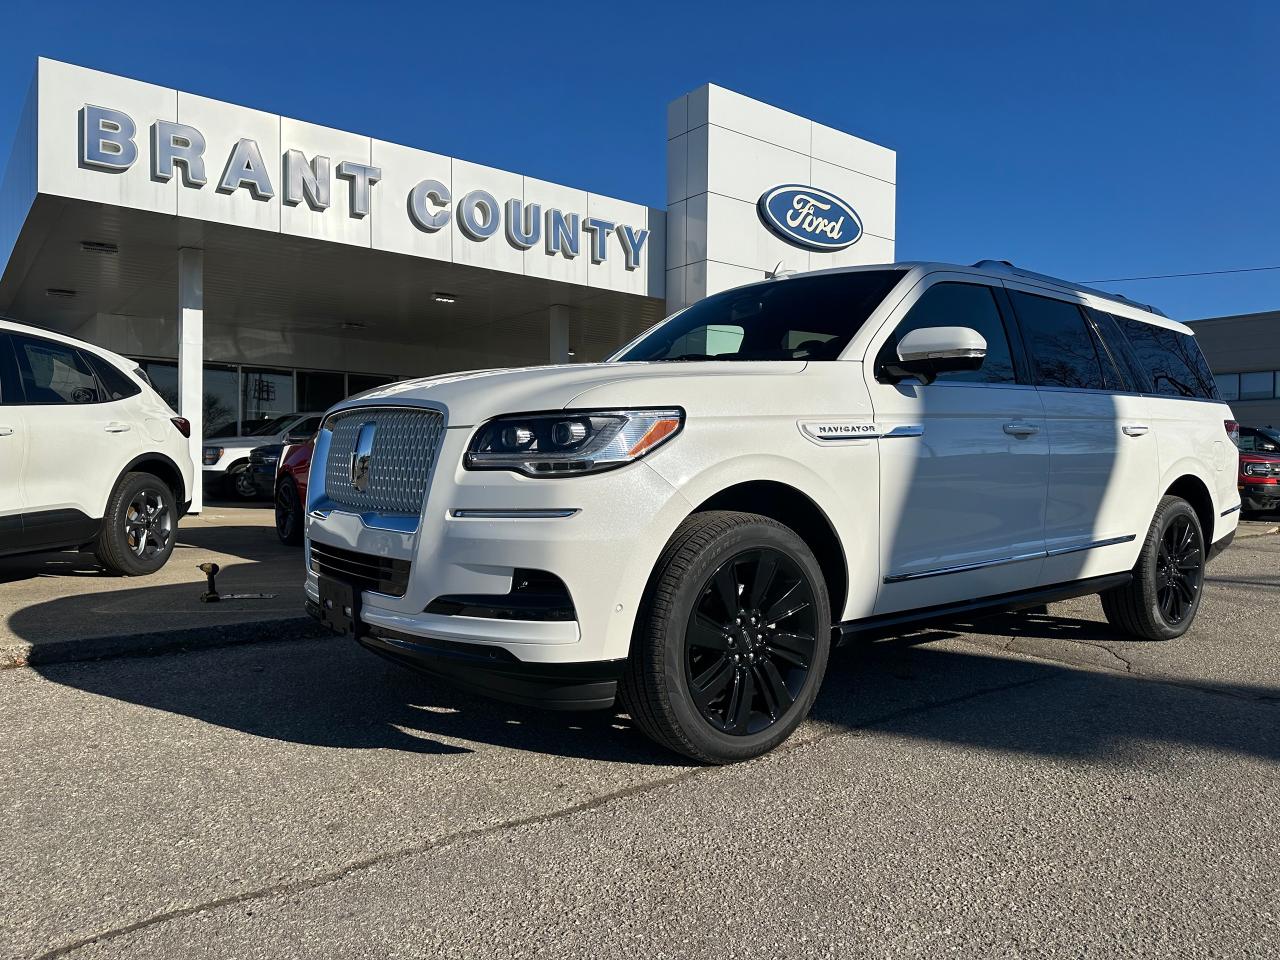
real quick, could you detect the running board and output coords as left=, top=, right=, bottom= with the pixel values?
left=837, top=572, right=1133, bottom=644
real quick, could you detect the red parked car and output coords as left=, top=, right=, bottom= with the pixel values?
left=274, top=437, right=314, bottom=545
left=1238, top=426, right=1280, bottom=517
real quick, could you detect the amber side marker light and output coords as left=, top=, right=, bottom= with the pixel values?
left=628, top=417, right=682, bottom=458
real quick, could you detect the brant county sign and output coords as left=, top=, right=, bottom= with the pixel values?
left=76, top=104, right=650, bottom=270
left=757, top=185, right=862, bottom=252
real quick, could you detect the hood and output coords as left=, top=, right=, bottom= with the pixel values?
left=208, top=433, right=283, bottom=450
left=329, top=361, right=812, bottom=427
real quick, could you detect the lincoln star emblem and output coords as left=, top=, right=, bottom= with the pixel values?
left=351, top=422, right=377, bottom=493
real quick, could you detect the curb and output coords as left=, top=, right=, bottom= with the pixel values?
left=1, top=616, right=330, bottom=670
left=1235, top=524, right=1280, bottom=539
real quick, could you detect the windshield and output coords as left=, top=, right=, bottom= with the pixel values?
left=615, top=269, right=905, bottom=362
left=245, top=414, right=299, bottom=437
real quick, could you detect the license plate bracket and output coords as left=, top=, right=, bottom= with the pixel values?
left=318, top=575, right=360, bottom=636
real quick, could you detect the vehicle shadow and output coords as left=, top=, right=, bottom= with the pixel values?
left=33, top=622, right=1280, bottom=767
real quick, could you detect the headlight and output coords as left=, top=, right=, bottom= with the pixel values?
left=202, top=446, right=223, bottom=465
left=465, top=408, right=683, bottom=477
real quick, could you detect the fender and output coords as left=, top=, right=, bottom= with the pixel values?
left=110, top=451, right=190, bottom=516
left=644, top=447, right=878, bottom=622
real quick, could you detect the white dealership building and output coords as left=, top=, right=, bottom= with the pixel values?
left=0, top=59, right=896, bottom=508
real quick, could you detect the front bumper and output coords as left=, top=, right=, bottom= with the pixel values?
left=304, top=421, right=693, bottom=673
left=306, top=599, right=624, bottom=710
left=1241, top=483, right=1280, bottom=511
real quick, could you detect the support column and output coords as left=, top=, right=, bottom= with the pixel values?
left=178, top=248, right=204, bottom=514
left=549, top=304, right=571, bottom=364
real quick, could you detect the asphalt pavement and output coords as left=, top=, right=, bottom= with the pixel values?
left=2, top=533, right=1277, bottom=959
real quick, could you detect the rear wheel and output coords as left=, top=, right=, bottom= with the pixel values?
left=1101, top=495, right=1205, bottom=640
left=94, top=472, right=177, bottom=576
left=621, top=511, right=831, bottom=764
left=275, top=478, right=303, bottom=545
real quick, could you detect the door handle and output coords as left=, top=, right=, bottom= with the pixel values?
left=1003, top=422, right=1040, bottom=438
left=104, top=422, right=132, bottom=433
left=0, top=426, right=13, bottom=437
left=1122, top=424, right=1150, bottom=437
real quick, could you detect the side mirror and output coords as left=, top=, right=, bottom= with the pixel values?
left=884, top=326, right=987, bottom=385
left=284, top=432, right=314, bottom=445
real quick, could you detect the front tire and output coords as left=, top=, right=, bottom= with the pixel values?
left=621, top=511, right=831, bottom=764
left=94, top=472, right=178, bottom=576
left=275, top=478, right=303, bottom=546
left=1100, top=495, right=1205, bottom=640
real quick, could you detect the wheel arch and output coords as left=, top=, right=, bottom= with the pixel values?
left=1164, top=472, right=1215, bottom=546
left=114, top=453, right=188, bottom=512
left=688, top=480, right=849, bottom=622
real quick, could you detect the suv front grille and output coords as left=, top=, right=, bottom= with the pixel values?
left=324, top=407, right=445, bottom=515
left=309, top=541, right=411, bottom=597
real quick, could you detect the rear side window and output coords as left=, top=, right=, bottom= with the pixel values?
left=0, top=333, right=20, bottom=404
left=878, top=282, right=1019, bottom=384
left=85, top=353, right=142, bottom=401
left=1115, top=317, right=1221, bottom=400
left=1008, top=292, right=1109, bottom=390
left=10, top=333, right=102, bottom=404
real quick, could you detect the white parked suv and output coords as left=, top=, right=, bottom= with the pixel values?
left=305, top=261, right=1239, bottom=763
left=0, top=319, right=195, bottom=575
left=202, top=412, right=323, bottom=499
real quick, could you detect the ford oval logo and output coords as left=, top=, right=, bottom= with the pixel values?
left=757, top=185, right=863, bottom=252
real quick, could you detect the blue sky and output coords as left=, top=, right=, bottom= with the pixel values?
left=0, top=0, right=1275, bottom=321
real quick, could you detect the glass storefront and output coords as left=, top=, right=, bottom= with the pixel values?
left=134, top=359, right=401, bottom=438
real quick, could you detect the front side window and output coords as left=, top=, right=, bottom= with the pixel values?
left=877, top=282, right=1018, bottom=384
left=1115, top=316, right=1221, bottom=400
left=615, top=270, right=905, bottom=362
left=1009, top=292, right=1107, bottom=390
left=10, top=334, right=102, bottom=404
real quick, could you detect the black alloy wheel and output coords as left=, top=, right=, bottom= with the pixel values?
left=1154, top=512, right=1203, bottom=627
left=621, top=510, right=832, bottom=764
left=1100, top=495, right=1206, bottom=641
left=685, top=548, right=818, bottom=736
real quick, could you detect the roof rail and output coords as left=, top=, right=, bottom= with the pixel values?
left=971, top=259, right=1168, bottom=317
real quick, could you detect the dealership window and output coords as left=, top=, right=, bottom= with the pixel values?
left=298, top=371, right=346, bottom=411
left=348, top=373, right=397, bottom=394
left=1216, top=373, right=1240, bottom=401
left=241, top=367, right=294, bottom=428
left=203, top=365, right=241, bottom=437
left=1239, top=371, right=1277, bottom=401
left=137, top=360, right=179, bottom=410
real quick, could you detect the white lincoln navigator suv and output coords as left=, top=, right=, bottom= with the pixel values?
left=306, top=261, right=1239, bottom=763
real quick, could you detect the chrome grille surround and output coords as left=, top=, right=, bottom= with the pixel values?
left=323, top=407, right=445, bottom=515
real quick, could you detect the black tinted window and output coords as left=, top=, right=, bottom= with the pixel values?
left=879, top=282, right=1017, bottom=384
left=11, top=334, right=102, bottom=404
left=1239, top=427, right=1280, bottom=454
left=1009, top=292, right=1106, bottom=390
left=1116, top=317, right=1220, bottom=400
left=0, top=333, right=20, bottom=404
left=617, top=270, right=905, bottom=362
left=85, top=353, right=142, bottom=401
